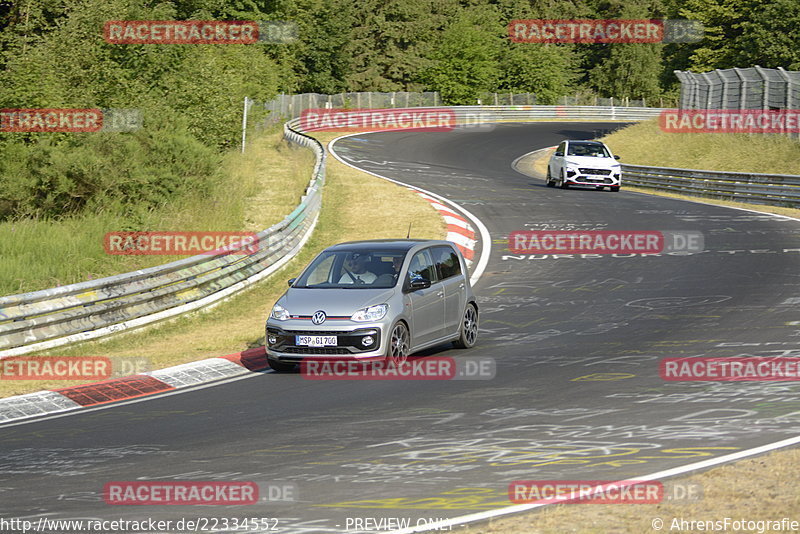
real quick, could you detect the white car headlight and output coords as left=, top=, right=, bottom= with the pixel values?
left=271, top=304, right=290, bottom=321
left=351, top=304, right=388, bottom=322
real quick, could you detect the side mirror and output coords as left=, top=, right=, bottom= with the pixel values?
left=554, top=152, right=564, bottom=156
left=614, top=154, right=620, bottom=160
left=287, top=278, right=296, bottom=287
left=409, top=278, right=431, bottom=290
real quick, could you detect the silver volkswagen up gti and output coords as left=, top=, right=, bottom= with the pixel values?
left=265, top=239, right=478, bottom=372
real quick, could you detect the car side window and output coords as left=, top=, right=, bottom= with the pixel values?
left=432, top=246, right=462, bottom=280
left=408, top=249, right=437, bottom=283
left=555, top=142, right=566, bottom=156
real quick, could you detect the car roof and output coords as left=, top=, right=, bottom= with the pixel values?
left=567, top=140, right=605, bottom=146
left=325, top=239, right=455, bottom=253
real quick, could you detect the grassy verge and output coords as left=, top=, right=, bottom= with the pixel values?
left=1, top=130, right=445, bottom=398
left=0, top=127, right=312, bottom=296
left=603, top=119, right=800, bottom=175
left=462, top=446, right=800, bottom=533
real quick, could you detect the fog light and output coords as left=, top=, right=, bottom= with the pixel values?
left=362, top=336, right=374, bottom=346
left=268, top=335, right=277, bottom=345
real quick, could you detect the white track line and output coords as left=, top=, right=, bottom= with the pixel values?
left=389, top=433, right=800, bottom=533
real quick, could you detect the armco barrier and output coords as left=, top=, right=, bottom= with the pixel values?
left=0, top=121, right=325, bottom=357
left=621, top=164, right=800, bottom=207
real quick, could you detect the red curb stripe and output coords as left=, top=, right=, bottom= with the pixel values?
left=54, top=375, right=174, bottom=406
left=410, top=188, right=477, bottom=263
left=455, top=244, right=475, bottom=260
left=220, top=346, right=269, bottom=372
left=447, top=224, right=475, bottom=239
left=433, top=207, right=467, bottom=223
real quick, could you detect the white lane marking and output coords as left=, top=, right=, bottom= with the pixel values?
left=388, top=433, right=800, bottom=533
left=442, top=215, right=473, bottom=232
left=446, top=232, right=476, bottom=250
left=329, top=133, right=492, bottom=286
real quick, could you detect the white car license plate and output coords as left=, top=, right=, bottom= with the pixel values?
left=296, top=335, right=338, bottom=347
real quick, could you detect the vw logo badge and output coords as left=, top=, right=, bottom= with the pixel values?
left=311, top=311, right=326, bottom=325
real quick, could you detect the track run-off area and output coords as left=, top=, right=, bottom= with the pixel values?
left=2, top=122, right=800, bottom=533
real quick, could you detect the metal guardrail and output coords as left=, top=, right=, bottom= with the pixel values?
left=0, top=121, right=325, bottom=357
left=446, top=105, right=663, bottom=123
left=621, top=164, right=800, bottom=207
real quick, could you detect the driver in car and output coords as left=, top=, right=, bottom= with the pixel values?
left=338, top=253, right=377, bottom=284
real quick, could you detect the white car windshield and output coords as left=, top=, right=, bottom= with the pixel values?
left=567, top=143, right=611, bottom=158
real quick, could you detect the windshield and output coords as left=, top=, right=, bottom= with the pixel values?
left=567, top=143, right=611, bottom=158
left=293, top=250, right=407, bottom=289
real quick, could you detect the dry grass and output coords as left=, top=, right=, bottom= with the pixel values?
left=603, top=119, right=800, bottom=175
left=1, top=130, right=445, bottom=398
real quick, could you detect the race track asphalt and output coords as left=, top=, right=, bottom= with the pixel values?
left=2, top=123, right=800, bottom=533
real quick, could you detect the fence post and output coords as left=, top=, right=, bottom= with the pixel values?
left=777, top=67, right=793, bottom=138
left=241, top=96, right=250, bottom=154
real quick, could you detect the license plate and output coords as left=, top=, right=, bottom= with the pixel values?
left=296, top=335, right=338, bottom=347
left=586, top=175, right=606, bottom=181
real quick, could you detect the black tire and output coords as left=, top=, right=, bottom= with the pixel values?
left=386, top=322, right=410, bottom=366
left=268, top=358, right=297, bottom=372
left=559, top=171, right=570, bottom=189
left=546, top=168, right=555, bottom=187
left=453, top=303, right=479, bottom=349
left=610, top=186, right=620, bottom=192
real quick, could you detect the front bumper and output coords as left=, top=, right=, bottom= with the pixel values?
left=265, top=323, right=387, bottom=363
left=565, top=168, right=621, bottom=186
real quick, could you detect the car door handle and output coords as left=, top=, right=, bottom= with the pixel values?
left=437, top=291, right=444, bottom=298
left=459, top=283, right=465, bottom=289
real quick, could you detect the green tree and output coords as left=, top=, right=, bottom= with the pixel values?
left=421, top=5, right=503, bottom=104
left=498, top=43, right=580, bottom=104
left=586, top=0, right=666, bottom=100
left=674, top=0, right=800, bottom=72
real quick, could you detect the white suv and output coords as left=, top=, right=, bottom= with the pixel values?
left=547, top=140, right=622, bottom=192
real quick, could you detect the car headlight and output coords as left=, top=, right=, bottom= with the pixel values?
left=351, top=304, right=388, bottom=322
left=271, top=304, right=290, bottom=321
